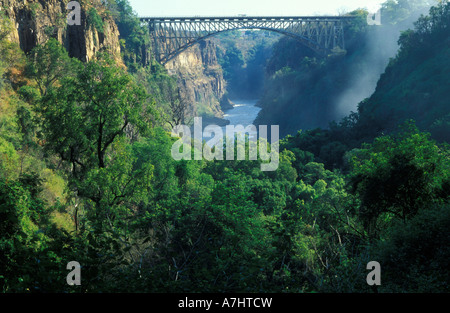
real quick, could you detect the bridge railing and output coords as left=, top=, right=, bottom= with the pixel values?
left=141, top=16, right=355, bottom=64
left=139, top=16, right=356, bottom=20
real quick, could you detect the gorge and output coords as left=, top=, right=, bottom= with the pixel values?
left=1, top=0, right=449, bottom=294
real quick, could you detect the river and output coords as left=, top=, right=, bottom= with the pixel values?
left=221, top=99, right=261, bottom=141
left=199, top=99, right=261, bottom=147
left=223, top=99, right=261, bottom=127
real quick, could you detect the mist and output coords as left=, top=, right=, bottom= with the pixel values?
left=335, top=2, right=436, bottom=119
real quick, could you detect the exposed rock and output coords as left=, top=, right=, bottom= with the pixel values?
left=1, top=0, right=122, bottom=63
left=165, top=39, right=227, bottom=121
left=220, top=95, right=234, bottom=111
left=1, top=0, right=227, bottom=123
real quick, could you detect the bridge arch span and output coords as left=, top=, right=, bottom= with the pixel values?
left=140, top=16, right=353, bottom=65
left=160, top=26, right=324, bottom=65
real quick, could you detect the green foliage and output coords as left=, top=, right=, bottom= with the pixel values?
left=381, top=0, right=436, bottom=25
left=1, top=0, right=449, bottom=294
left=0, top=11, right=25, bottom=90
left=374, top=203, right=450, bottom=292
left=270, top=1, right=450, bottom=171
left=349, top=122, right=449, bottom=235
left=107, top=0, right=151, bottom=70
left=0, top=174, right=73, bottom=292
left=133, top=61, right=181, bottom=127
left=255, top=20, right=366, bottom=136
left=216, top=31, right=278, bottom=99
left=36, top=51, right=152, bottom=176
left=217, top=43, right=244, bottom=84
left=26, top=38, right=77, bottom=97
left=87, top=7, right=104, bottom=33
left=358, top=1, right=450, bottom=141
left=0, top=137, right=19, bottom=181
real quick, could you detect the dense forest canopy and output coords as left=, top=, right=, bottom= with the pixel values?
left=0, top=0, right=449, bottom=293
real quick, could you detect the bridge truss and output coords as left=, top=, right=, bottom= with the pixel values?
left=140, top=16, right=354, bottom=64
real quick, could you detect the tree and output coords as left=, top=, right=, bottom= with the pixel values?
left=0, top=174, right=71, bottom=292
left=108, top=0, right=151, bottom=70
left=26, top=38, right=78, bottom=97
left=153, top=75, right=190, bottom=128
left=37, top=52, right=152, bottom=177
left=349, top=122, right=449, bottom=235
left=0, top=11, right=25, bottom=90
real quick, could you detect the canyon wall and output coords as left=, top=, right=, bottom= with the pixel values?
left=1, top=0, right=121, bottom=63
left=1, top=0, right=227, bottom=121
left=165, top=39, right=228, bottom=121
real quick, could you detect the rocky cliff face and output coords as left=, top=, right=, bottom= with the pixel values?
left=165, top=39, right=227, bottom=120
left=1, top=0, right=227, bottom=122
left=1, top=0, right=121, bottom=63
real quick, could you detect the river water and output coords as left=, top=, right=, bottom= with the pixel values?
left=221, top=99, right=261, bottom=140
left=199, top=99, right=261, bottom=147
left=223, top=99, right=261, bottom=127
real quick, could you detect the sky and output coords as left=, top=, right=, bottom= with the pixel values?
left=129, top=0, right=386, bottom=17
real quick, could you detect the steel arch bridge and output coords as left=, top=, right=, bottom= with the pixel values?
left=139, top=16, right=354, bottom=65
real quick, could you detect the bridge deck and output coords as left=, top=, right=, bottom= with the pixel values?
left=139, top=16, right=356, bottom=22
left=142, top=15, right=355, bottom=64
